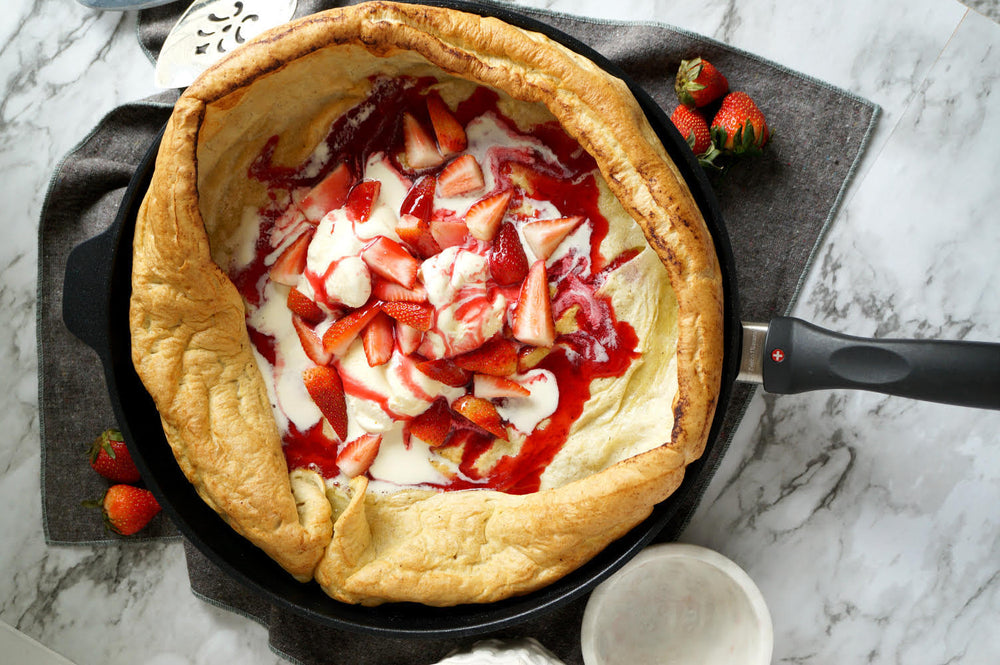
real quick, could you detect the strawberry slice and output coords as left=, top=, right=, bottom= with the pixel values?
left=430, top=219, right=470, bottom=249
left=415, top=358, right=471, bottom=387
left=292, top=315, right=333, bottom=366
left=452, top=395, right=507, bottom=440
left=337, top=433, right=382, bottom=478
left=361, top=236, right=419, bottom=288
left=521, top=216, right=583, bottom=260
left=300, top=163, right=353, bottom=223
left=302, top=365, right=348, bottom=441
left=287, top=287, right=326, bottom=325
left=362, top=312, right=395, bottom=367
left=473, top=374, right=531, bottom=399
left=489, top=222, right=529, bottom=286
left=453, top=337, right=518, bottom=376
left=426, top=93, right=467, bottom=156
left=380, top=301, right=433, bottom=331
left=408, top=397, right=453, bottom=447
left=321, top=301, right=382, bottom=356
left=512, top=260, right=556, bottom=347
left=371, top=278, right=428, bottom=303
left=344, top=180, right=381, bottom=223
left=397, top=213, right=442, bottom=259
left=437, top=154, right=485, bottom=198
left=402, top=112, right=444, bottom=170
left=464, top=190, right=512, bottom=242
left=400, top=174, right=437, bottom=223
left=396, top=322, right=424, bottom=355
left=270, top=231, right=314, bottom=286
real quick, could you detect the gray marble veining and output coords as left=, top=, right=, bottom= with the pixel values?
left=3, top=0, right=1000, bottom=663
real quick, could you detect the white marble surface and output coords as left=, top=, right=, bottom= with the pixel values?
left=2, top=0, right=999, bottom=663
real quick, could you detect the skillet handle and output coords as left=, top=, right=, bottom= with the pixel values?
left=63, top=225, right=115, bottom=359
left=759, top=316, right=1000, bottom=410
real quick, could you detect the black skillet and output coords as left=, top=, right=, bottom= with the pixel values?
left=61, top=0, right=999, bottom=641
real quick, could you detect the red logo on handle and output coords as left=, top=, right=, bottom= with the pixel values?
left=771, top=349, right=785, bottom=363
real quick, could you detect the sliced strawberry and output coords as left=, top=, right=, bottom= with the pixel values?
left=396, top=213, right=442, bottom=259
left=321, top=301, right=382, bottom=356
left=517, top=345, right=551, bottom=372
left=380, top=300, right=433, bottom=331
left=344, top=180, right=381, bottom=223
left=396, top=322, right=424, bottom=355
left=361, top=236, right=419, bottom=288
left=400, top=174, right=437, bottom=223
left=402, top=112, right=444, bottom=170
left=408, top=397, right=453, bottom=447
left=293, top=315, right=333, bottom=366
left=303, top=365, right=348, bottom=441
left=337, top=433, right=382, bottom=478
left=371, top=278, right=428, bottom=303
left=270, top=231, right=314, bottom=286
left=473, top=374, right=531, bottom=399
left=437, top=154, right=485, bottom=198
left=415, top=358, right=471, bottom=387
left=426, top=93, right=467, bottom=156
left=521, top=216, right=583, bottom=260
left=453, top=337, right=518, bottom=376
left=287, top=287, right=326, bottom=325
left=452, top=395, right=507, bottom=440
left=362, top=312, right=395, bottom=367
left=489, top=222, right=529, bottom=286
left=464, top=190, right=512, bottom=242
left=512, top=260, right=556, bottom=347
left=430, top=219, right=470, bottom=249
left=300, top=163, right=353, bottom=223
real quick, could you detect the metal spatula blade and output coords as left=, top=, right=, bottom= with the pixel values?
left=155, top=0, right=297, bottom=89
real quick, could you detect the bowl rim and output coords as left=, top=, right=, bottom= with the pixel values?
left=580, top=543, right=774, bottom=665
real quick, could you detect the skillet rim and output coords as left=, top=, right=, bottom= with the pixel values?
left=92, top=0, right=741, bottom=638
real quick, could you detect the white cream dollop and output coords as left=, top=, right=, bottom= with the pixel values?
left=419, top=246, right=507, bottom=358
left=495, top=369, right=559, bottom=434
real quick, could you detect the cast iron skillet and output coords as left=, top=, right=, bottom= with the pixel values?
left=61, top=1, right=742, bottom=638
left=62, top=0, right=1000, bottom=640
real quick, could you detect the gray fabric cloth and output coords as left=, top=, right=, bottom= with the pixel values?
left=39, top=93, right=180, bottom=543
left=37, top=1, right=878, bottom=662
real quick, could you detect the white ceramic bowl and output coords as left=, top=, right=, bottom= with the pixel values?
left=580, top=543, right=773, bottom=665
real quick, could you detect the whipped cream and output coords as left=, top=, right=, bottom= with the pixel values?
left=248, top=279, right=322, bottom=433
left=494, top=369, right=559, bottom=434
left=419, top=246, right=507, bottom=358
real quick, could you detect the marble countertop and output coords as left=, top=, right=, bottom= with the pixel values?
left=3, top=0, right=1000, bottom=663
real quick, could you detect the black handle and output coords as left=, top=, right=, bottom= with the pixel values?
left=762, top=316, right=1000, bottom=410
left=62, top=225, right=116, bottom=360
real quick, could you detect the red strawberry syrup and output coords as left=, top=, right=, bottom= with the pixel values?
left=229, top=75, right=640, bottom=492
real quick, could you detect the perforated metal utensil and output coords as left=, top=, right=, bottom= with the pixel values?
left=155, top=0, right=297, bottom=89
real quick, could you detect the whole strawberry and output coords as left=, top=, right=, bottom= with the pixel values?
left=675, top=57, right=729, bottom=108
left=670, top=105, right=720, bottom=167
left=88, top=428, right=141, bottom=483
left=98, top=484, right=161, bottom=536
left=711, top=91, right=770, bottom=155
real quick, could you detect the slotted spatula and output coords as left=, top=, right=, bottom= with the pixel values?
left=155, top=0, right=298, bottom=88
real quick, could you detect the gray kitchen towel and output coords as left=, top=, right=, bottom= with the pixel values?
left=38, top=0, right=878, bottom=662
left=39, top=92, right=180, bottom=543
